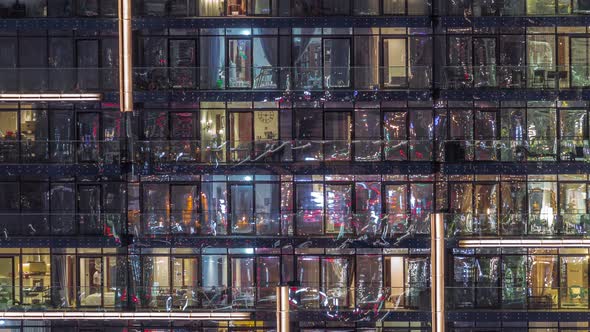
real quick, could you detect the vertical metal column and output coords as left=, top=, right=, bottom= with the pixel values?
left=431, top=214, right=445, bottom=332
left=118, top=0, right=133, bottom=113
left=276, top=286, right=290, bottom=332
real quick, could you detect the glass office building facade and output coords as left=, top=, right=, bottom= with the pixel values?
left=2, top=0, right=590, bottom=331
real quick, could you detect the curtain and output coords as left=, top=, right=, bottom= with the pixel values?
left=200, top=0, right=224, bottom=15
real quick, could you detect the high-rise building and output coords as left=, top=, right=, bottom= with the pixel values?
left=1, top=0, right=590, bottom=331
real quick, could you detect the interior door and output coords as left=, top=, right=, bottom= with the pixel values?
left=229, top=111, right=253, bottom=162
left=78, top=185, right=102, bottom=235
left=78, top=256, right=103, bottom=307
left=383, top=38, right=407, bottom=88
left=0, top=257, right=15, bottom=307
left=323, top=38, right=351, bottom=88
left=77, top=39, right=100, bottom=90
left=77, top=112, right=100, bottom=162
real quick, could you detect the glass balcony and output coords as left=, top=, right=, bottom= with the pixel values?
left=444, top=213, right=590, bottom=237
left=0, top=213, right=125, bottom=238
left=133, top=66, right=432, bottom=91
left=128, top=211, right=432, bottom=237
left=0, top=286, right=430, bottom=313
left=440, top=65, right=590, bottom=89
left=0, top=141, right=122, bottom=164
left=0, top=68, right=119, bottom=93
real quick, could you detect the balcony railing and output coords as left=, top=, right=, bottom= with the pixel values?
left=0, top=139, right=588, bottom=165
left=136, top=139, right=590, bottom=164
left=134, top=66, right=432, bottom=91
left=128, top=211, right=431, bottom=237
left=0, top=213, right=125, bottom=239
left=0, top=68, right=119, bottom=93
left=444, top=213, right=590, bottom=237
left=0, top=286, right=429, bottom=313
left=446, top=286, right=589, bottom=310
left=440, top=65, right=590, bottom=89
left=0, top=140, right=122, bottom=164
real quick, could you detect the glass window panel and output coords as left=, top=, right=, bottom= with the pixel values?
left=560, top=183, right=587, bottom=234
left=253, top=37, right=278, bottom=89
left=385, top=184, right=407, bottom=236
left=410, top=183, right=433, bottom=233
left=528, top=181, right=558, bottom=235
left=354, top=0, right=379, bottom=14
left=384, top=256, right=405, bottom=308
left=527, top=35, right=556, bottom=88
left=384, top=38, right=407, bottom=88
left=230, top=112, right=253, bottom=162
left=199, top=0, right=224, bottom=15
left=255, top=183, right=280, bottom=235
left=48, top=0, right=72, bottom=16
left=143, top=184, right=169, bottom=235
left=77, top=112, right=100, bottom=162
left=293, top=37, right=322, bottom=89
left=295, top=109, right=322, bottom=161
left=384, top=0, right=406, bottom=14
left=19, top=38, right=48, bottom=92
left=356, top=255, right=382, bottom=306
left=409, top=109, right=433, bottom=161
left=560, top=256, right=588, bottom=308
left=297, top=256, right=320, bottom=308
left=170, top=185, right=199, bottom=234
left=51, top=183, right=75, bottom=234
left=200, top=182, right=227, bottom=235
left=293, top=0, right=321, bottom=15
left=141, top=256, right=170, bottom=308
left=0, top=38, right=17, bottom=91
left=228, top=39, right=252, bottom=88
left=200, top=109, right=226, bottom=163
left=49, top=38, right=74, bottom=91
left=355, top=182, right=381, bottom=236
left=527, top=108, right=557, bottom=160
left=101, top=38, right=118, bottom=89
left=0, top=111, right=18, bottom=163
left=560, top=108, right=587, bottom=160
left=77, top=0, right=99, bottom=16
left=170, top=40, right=196, bottom=89
left=500, top=181, right=527, bottom=235
left=322, top=0, right=349, bottom=15
left=528, top=255, right=558, bottom=309
left=323, top=38, right=351, bottom=88
left=354, top=36, right=379, bottom=89
left=230, top=184, right=254, bottom=234
left=201, top=255, right=228, bottom=306
left=296, top=183, right=324, bottom=235
left=476, top=257, right=500, bottom=308
left=450, top=183, right=473, bottom=235
left=227, top=0, right=247, bottom=15
left=527, top=0, right=555, bottom=14
left=325, top=184, right=352, bottom=234
left=354, top=109, right=381, bottom=161
left=409, top=36, right=432, bottom=88
left=49, top=110, right=74, bottom=163
left=77, top=40, right=99, bottom=90
left=447, top=36, right=472, bottom=88
left=231, top=258, right=254, bottom=307
left=474, top=184, right=498, bottom=235
left=251, top=0, right=271, bottom=14
left=325, top=112, right=351, bottom=161
left=79, top=257, right=103, bottom=306
left=322, top=257, right=350, bottom=307
left=473, top=38, right=497, bottom=87
left=257, top=256, right=280, bottom=305
left=384, top=111, right=407, bottom=161
left=200, top=37, right=225, bottom=88
left=170, top=112, right=199, bottom=162
left=503, top=256, right=527, bottom=308
left=452, top=256, right=476, bottom=308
